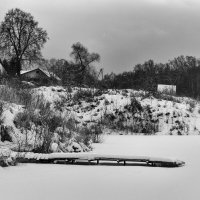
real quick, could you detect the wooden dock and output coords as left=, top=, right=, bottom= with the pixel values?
left=14, top=152, right=185, bottom=167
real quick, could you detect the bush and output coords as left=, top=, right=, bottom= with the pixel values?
left=14, top=110, right=40, bottom=129
left=0, top=85, right=32, bottom=106
left=33, top=126, right=54, bottom=153
left=73, top=89, right=93, bottom=101
left=153, top=92, right=181, bottom=103
left=75, top=127, right=93, bottom=147
left=14, top=98, right=59, bottom=153
left=14, top=96, right=96, bottom=152
left=101, top=102, right=158, bottom=135
left=54, top=95, right=69, bottom=111
left=75, top=124, right=103, bottom=145
left=0, top=125, right=12, bottom=142
left=0, top=102, right=12, bottom=142
left=17, top=89, right=32, bottom=106
left=90, top=124, right=103, bottom=143
left=129, top=97, right=143, bottom=113
left=187, top=100, right=196, bottom=113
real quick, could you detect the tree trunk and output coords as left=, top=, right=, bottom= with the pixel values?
left=16, top=59, right=21, bottom=78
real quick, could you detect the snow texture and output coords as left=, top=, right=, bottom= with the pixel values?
left=31, top=86, right=200, bottom=135
left=0, top=135, right=199, bottom=200
left=0, top=86, right=199, bottom=155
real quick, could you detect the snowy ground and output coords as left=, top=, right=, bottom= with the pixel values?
left=0, top=135, right=200, bottom=200
left=33, top=86, right=200, bottom=135
left=1, top=86, right=200, bottom=153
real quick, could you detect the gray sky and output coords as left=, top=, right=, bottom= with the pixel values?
left=1, top=0, right=200, bottom=73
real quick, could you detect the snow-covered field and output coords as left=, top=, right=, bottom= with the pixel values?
left=1, top=135, right=200, bottom=200
left=1, top=86, right=200, bottom=155
left=34, top=86, right=200, bottom=135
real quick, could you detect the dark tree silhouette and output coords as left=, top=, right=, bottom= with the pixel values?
left=101, top=55, right=200, bottom=98
left=0, top=8, right=48, bottom=76
left=70, top=42, right=100, bottom=85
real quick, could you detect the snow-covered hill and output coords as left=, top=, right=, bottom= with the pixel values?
left=33, top=86, right=200, bottom=135
left=0, top=85, right=200, bottom=165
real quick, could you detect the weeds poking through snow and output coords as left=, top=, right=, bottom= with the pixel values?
left=73, top=89, right=93, bottom=102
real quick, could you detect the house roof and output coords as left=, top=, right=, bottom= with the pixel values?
left=21, top=68, right=61, bottom=81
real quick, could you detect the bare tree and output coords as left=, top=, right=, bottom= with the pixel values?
left=70, top=42, right=100, bottom=86
left=0, top=8, right=48, bottom=77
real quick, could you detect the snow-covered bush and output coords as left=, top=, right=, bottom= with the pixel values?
left=75, top=127, right=93, bottom=148
left=73, top=89, right=93, bottom=102
left=13, top=94, right=96, bottom=153
left=0, top=148, right=17, bottom=167
left=14, top=100, right=63, bottom=153
left=0, top=102, right=13, bottom=142
left=153, top=92, right=181, bottom=103
left=101, top=98, right=159, bottom=134
left=2, top=84, right=198, bottom=153
left=186, top=100, right=196, bottom=113
left=90, top=124, right=103, bottom=143
left=170, top=120, right=189, bottom=135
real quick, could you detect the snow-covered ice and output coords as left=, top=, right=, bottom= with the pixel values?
left=0, top=135, right=200, bottom=200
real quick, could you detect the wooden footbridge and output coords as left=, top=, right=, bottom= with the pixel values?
left=14, top=152, right=185, bottom=167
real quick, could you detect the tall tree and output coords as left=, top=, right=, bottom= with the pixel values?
left=70, top=42, right=100, bottom=85
left=0, top=8, right=48, bottom=76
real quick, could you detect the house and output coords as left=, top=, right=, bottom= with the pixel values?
left=21, top=68, right=61, bottom=83
left=157, top=84, right=176, bottom=95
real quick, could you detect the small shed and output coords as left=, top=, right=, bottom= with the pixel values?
left=157, top=84, right=176, bottom=95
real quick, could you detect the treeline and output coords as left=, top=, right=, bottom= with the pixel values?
left=46, top=55, right=200, bottom=98
left=101, top=56, right=200, bottom=98
left=46, top=57, right=99, bottom=88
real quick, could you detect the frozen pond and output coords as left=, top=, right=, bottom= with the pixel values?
left=0, top=135, right=200, bottom=200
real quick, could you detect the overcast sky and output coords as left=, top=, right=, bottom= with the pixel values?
left=1, top=0, right=200, bottom=73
